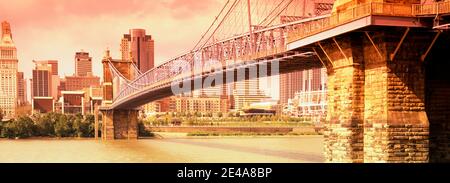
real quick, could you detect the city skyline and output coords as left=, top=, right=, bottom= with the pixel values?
left=0, top=0, right=223, bottom=79
left=0, top=0, right=279, bottom=100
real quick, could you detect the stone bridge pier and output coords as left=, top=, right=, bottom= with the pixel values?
left=316, top=28, right=449, bottom=163
left=100, top=50, right=140, bottom=140
left=101, top=109, right=139, bottom=140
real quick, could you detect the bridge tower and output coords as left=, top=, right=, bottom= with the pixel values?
left=317, top=0, right=447, bottom=163
left=100, top=49, right=139, bottom=140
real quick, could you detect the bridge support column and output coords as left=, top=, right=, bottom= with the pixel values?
left=101, top=109, right=139, bottom=140
left=363, top=30, right=429, bottom=163
left=319, top=35, right=365, bottom=163
left=319, top=29, right=433, bottom=162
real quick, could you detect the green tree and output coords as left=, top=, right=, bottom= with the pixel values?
left=1, top=120, right=15, bottom=138
left=2, top=116, right=35, bottom=139
left=34, top=113, right=58, bottom=137
left=72, top=114, right=84, bottom=137
left=0, top=108, right=3, bottom=122
left=235, top=112, right=240, bottom=118
left=138, top=121, right=153, bottom=137
left=0, top=121, right=3, bottom=138
left=83, top=114, right=95, bottom=137
left=54, top=114, right=73, bottom=137
left=207, top=112, right=213, bottom=117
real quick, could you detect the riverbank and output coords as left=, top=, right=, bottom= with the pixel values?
left=151, top=132, right=324, bottom=139
left=146, top=126, right=322, bottom=133
left=0, top=126, right=323, bottom=140
left=186, top=131, right=321, bottom=136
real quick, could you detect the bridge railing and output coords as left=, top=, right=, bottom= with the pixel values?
left=287, top=2, right=414, bottom=44
left=413, top=1, right=450, bottom=16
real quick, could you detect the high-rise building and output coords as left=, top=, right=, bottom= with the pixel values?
left=233, top=78, right=269, bottom=111
left=34, top=60, right=58, bottom=75
left=32, top=60, right=60, bottom=97
left=32, top=63, right=52, bottom=97
left=280, top=71, right=303, bottom=105
left=31, top=60, right=61, bottom=114
left=121, top=29, right=155, bottom=72
left=31, top=60, right=60, bottom=99
left=0, top=21, right=18, bottom=118
left=280, top=68, right=327, bottom=105
left=17, top=72, right=27, bottom=106
left=75, top=51, right=92, bottom=76
left=122, top=29, right=155, bottom=115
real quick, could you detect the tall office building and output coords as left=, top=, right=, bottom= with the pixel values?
left=32, top=60, right=60, bottom=98
left=65, top=51, right=99, bottom=91
left=75, top=51, right=92, bottom=76
left=233, top=78, right=269, bottom=111
left=17, top=72, right=27, bottom=106
left=280, top=71, right=303, bottom=105
left=32, top=62, right=53, bottom=97
left=0, top=21, right=18, bottom=118
left=35, top=60, right=58, bottom=75
left=31, top=61, right=56, bottom=114
left=33, top=60, right=59, bottom=99
left=122, top=29, right=156, bottom=115
left=280, top=68, right=327, bottom=105
left=120, top=29, right=155, bottom=72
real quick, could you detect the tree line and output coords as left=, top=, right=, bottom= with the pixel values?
left=0, top=113, right=97, bottom=139
left=143, top=112, right=320, bottom=126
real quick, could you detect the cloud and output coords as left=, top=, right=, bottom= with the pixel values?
left=0, top=0, right=222, bottom=28
left=0, top=0, right=224, bottom=81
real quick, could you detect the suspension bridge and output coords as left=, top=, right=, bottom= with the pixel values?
left=100, top=0, right=450, bottom=163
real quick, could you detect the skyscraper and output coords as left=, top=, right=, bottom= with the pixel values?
left=233, top=78, right=269, bottom=111
left=280, top=71, right=303, bottom=105
left=121, top=29, right=155, bottom=72
left=31, top=61, right=60, bottom=114
left=75, top=51, right=92, bottom=76
left=279, top=68, right=327, bottom=105
left=32, top=62, right=53, bottom=98
left=17, top=72, right=27, bottom=106
left=35, top=60, right=58, bottom=75
left=0, top=21, right=18, bottom=118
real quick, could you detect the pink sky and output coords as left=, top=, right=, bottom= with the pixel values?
left=1, top=0, right=279, bottom=99
left=0, top=0, right=222, bottom=78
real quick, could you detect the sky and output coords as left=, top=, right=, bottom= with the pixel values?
left=0, top=0, right=279, bottom=99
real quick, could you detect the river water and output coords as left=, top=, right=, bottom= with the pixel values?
left=0, top=135, right=324, bottom=163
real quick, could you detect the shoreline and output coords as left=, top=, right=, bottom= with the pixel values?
left=0, top=137, right=99, bottom=141
left=0, top=132, right=324, bottom=141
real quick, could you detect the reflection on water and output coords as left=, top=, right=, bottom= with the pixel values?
left=0, top=136, right=324, bottom=163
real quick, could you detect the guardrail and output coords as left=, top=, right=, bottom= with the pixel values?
left=413, top=1, right=450, bottom=16
left=288, top=2, right=413, bottom=43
